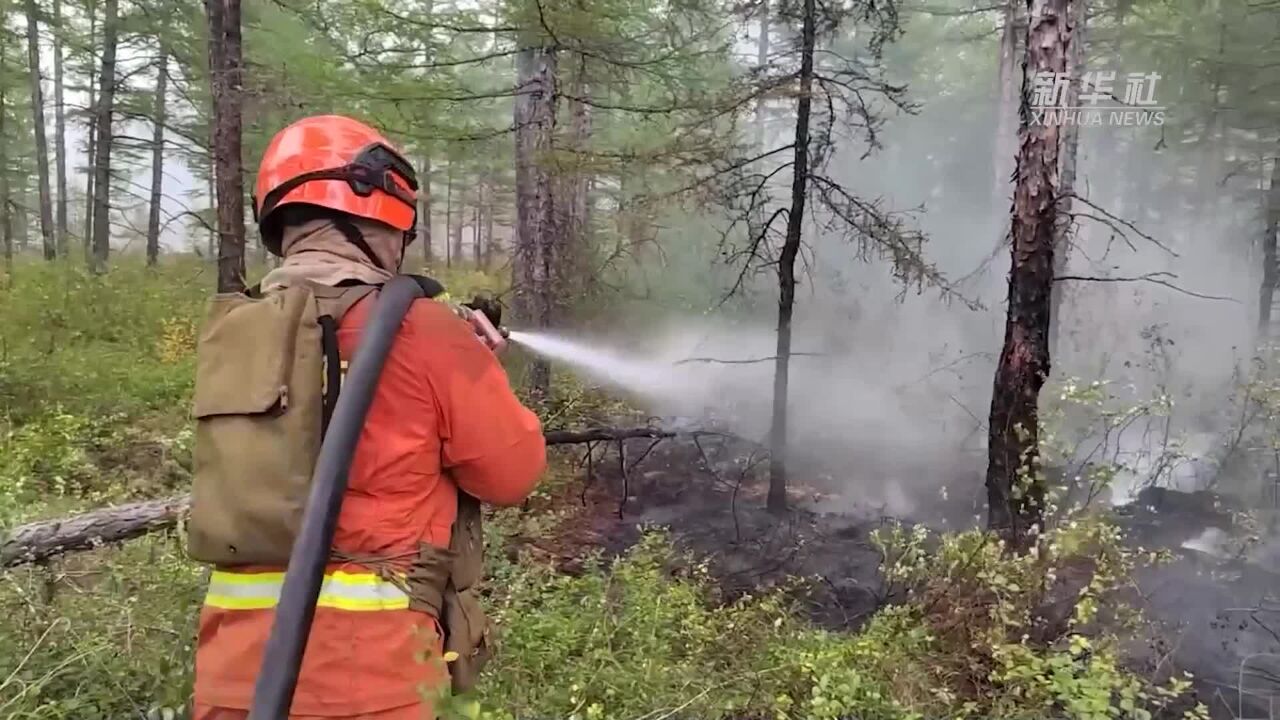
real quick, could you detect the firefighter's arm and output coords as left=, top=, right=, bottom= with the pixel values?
left=427, top=310, right=546, bottom=506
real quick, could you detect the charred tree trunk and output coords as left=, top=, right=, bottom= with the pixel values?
left=207, top=0, right=246, bottom=292
left=767, top=0, right=816, bottom=515
left=1259, top=153, right=1280, bottom=342
left=993, top=0, right=1023, bottom=206
left=146, top=52, right=167, bottom=267
left=23, top=0, right=55, bottom=260
left=52, top=0, right=67, bottom=255
left=89, top=0, right=118, bottom=274
left=985, top=0, right=1073, bottom=548
left=81, top=0, right=96, bottom=263
left=1049, top=0, right=1085, bottom=357
left=419, top=156, right=432, bottom=263
left=513, top=46, right=559, bottom=398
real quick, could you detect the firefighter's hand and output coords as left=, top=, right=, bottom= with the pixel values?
left=466, top=309, right=508, bottom=355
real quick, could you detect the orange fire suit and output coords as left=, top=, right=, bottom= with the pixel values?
left=193, top=294, right=546, bottom=718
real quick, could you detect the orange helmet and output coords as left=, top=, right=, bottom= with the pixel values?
left=253, top=115, right=418, bottom=255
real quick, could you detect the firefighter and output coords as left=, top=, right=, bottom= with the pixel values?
left=191, top=115, right=546, bottom=719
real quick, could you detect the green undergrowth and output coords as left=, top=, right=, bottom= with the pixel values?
left=0, top=257, right=586, bottom=527
left=0, top=258, right=1207, bottom=719
left=0, top=518, right=1207, bottom=720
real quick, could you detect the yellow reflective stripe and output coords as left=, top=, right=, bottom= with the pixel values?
left=209, top=570, right=285, bottom=585
left=204, top=570, right=409, bottom=612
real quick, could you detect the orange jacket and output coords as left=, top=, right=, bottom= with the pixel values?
left=194, top=294, right=546, bottom=716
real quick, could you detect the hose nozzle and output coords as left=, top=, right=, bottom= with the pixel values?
left=460, top=295, right=508, bottom=352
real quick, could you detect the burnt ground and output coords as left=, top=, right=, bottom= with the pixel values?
left=521, top=432, right=893, bottom=628
left=518, top=432, right=1280, bottom=719
left=1118, top=489, right=1280, bottom=719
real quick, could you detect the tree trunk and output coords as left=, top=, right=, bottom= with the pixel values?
left=2, top=496, right=191, bottom=568
left=1048, top=0, right=1085, bottom=357
left=767, top=0, right=816, bottom=515
left=146, top=52, right=167, bottom=267
left=566, top=53, right=592, bottom=287
left=746, top=1, right=771, bottom=270
left=985, top=0, right=1073, bottom=548
left=444, top=164, right=453, bottom=268
left=81, top=0, right=96, bottom=263
left=89, top=0, right=119, bottom=274
left=450, top=177, right=464, bottom=265
left=1259, top=153, right=1280, bottom=341
left=513, top=46, right=559, bottom=398
left=206, top=147, right=216, bottom=258
left=483, top=177, right=495, bottom=268
left=419, top=156, right=432, bottom=263
left=755, top=0, right=770, bottom=154
left=473, top=196, right=482, bottom=265
left=992, top=0, right=1023, bottom=206
left=15, top=192, right=28, bottom=251
left=207, top=0, right=246, bottom=293
left=1, top=54, right=10, bottom=283
left=23, top=0, right=55, bottom=260
left=52, top=0, right=67, bottom=255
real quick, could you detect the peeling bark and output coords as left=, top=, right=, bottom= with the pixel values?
left=985, top=0, right=1073, bottom=548
left=767, top=0, right=816, bottom=515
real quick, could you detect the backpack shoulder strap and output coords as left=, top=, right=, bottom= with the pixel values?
left=310, top=282, right=379, bottom=324
left=402, top=274, right=445, bottom=299
left=310, top=275, right=443, bottom=436
left=307, top=283, right=377, bottom=437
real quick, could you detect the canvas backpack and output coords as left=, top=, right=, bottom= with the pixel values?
left=186, top=275, right=493, bottom=692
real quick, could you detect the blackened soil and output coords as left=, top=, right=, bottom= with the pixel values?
left=524, top=434, right=892, bottom=629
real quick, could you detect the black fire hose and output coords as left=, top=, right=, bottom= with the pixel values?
left=248, top=276, right=428, bottom=720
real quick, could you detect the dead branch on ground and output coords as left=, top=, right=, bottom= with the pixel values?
left=2, top=425, right=732, bottom=568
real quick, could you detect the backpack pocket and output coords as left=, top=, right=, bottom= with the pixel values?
left=188, top=288, right=324, bottom=566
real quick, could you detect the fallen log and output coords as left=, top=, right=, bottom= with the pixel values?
left=2, top=495, right=191, bottom=568
left=1, top=425, right=710, bottom=568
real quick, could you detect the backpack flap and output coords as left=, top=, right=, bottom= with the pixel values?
left=189, top=287, right=325, bottom=566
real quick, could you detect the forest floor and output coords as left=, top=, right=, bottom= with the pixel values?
left=518, top=429, right=1280, bottom=720
left=518, top=434, right=895, bottom=629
